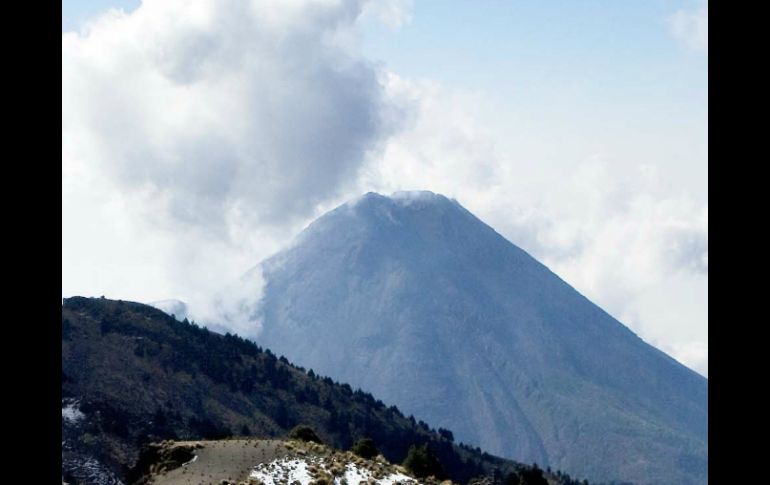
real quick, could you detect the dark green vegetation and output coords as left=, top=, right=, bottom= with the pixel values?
left=351, top=437, right=379, bottom=459
left=515, top=465, right=549, bottom=485
left=403, top=443, right=446, bottom=479
left=62, top=297, right=595, bottom=485
left=288, top=424, right=323, bottom=443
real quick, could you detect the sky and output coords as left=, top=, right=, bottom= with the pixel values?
left=62, top=0, right=708, bottom=375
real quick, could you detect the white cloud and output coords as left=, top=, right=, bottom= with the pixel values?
left=670, top=1, right=708, bottom=53
left=63, top=0, right=404, bottom=315
left=666, top=340, right=708, bottom=377
left=63, top=0, right=398, bottom=238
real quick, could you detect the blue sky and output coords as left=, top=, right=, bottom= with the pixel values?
left=64, top=1, right=709, bottom=95
left=62, top=0, right=138, bottom=32
left=62, top=0, right=707, bottom=375
left=359, top=0, right=707, bottom=194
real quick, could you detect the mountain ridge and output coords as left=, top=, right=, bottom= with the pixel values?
left=62, top=296, right=591, bottom=485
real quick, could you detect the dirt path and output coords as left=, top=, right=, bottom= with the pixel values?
left=150, top=439, right=294, bottom=485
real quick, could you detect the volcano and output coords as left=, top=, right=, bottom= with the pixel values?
left=246, top=191, right=707, bottom=484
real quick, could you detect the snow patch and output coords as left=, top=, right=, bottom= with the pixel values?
left=250, top=458, right=312, bottom=485
left=63, top=455, right=125, bottom=485
left=62, top=399, right=85, bottom=424
left=249, top=457, right=418, bottom=485
left=182, top=454, right=198, bottom=466
left=370, top=469, right=416, bottom=485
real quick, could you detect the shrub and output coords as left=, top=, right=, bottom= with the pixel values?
left=402, top=443, right=445, bottom=479
left=288, top=425, right=323, bottom=443
left=351, top=438, right=379, bottom=459
left=519, top=464, right=548, bottom=485
left=503, top=471, right=520, bottom=485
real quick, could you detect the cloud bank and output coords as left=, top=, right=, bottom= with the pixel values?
left=63, top=0, right=398, bottom=236
left=63, top=0, right=403, bottom=327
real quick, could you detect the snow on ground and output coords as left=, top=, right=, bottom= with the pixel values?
left=376, top=471, right=416, bottom=485
left=250, top=456, right=418, bottom=485
left=62, top=399, right=85, bottom=423
left=250, top=458, right=312, bottom=485
left=62, top=456, right=125, bottom=485
left=181, top=454, right=198, bottom=466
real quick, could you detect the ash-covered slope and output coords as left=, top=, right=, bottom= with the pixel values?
left=252, top=191, right=708, bottom=485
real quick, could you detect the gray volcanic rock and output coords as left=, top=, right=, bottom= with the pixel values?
left=251, top=191, right=708, bottom=485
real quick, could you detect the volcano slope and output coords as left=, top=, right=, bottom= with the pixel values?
left=249, top=191, right=707, bottom=485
